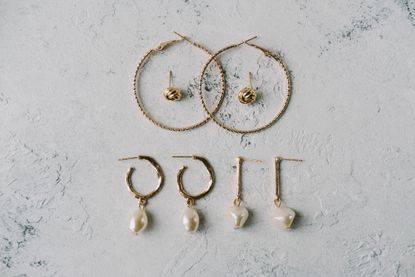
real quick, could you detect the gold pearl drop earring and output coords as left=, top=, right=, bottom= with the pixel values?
left=228, top=157, right=261, bottom=229
left=164, top=70, right=182, bottom=101
left=272, top=156, right=303, bottom=229
left=118, top=156, right=164, bottom=235
left=173, top=155, right=215, bottom=233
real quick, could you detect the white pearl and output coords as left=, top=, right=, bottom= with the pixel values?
left=228, top=204, right=249, bottom=229
left=272, top=206, right=296, bottom=229
left=129, top=207, right=148, bottom=234
left=182, top=207, right=199, bottom=232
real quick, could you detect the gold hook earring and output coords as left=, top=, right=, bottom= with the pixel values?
left=173, top=155, right=215, bottom=233
left=272, top=156, right=303, bottom=229
left=164, top=70, right=182, bottom=101
left=118, top=155, right=164, bottom=235
left=228, top=157, right=261, bottom=229
left=238, top=72, right=257, bottom=105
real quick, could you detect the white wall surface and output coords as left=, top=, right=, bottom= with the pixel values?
left=1, top=0, right=415, bottom=276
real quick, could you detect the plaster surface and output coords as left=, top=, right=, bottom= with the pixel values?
left=1, top=0, right=415, bottom=276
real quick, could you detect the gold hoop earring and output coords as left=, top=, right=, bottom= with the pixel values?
left=199, top=36, right=292, bottom=134
left=273, top=156, right=303, bottom=229
left=133, top=32, right=226, bottom=132
left=228, top=157, right=261, bottom=229
left=172, top=155, right=215, bottom=233
left=118, top=155, right=164, bottom=235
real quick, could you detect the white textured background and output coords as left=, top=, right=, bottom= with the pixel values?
left=1, top=1, right=415, bottom=276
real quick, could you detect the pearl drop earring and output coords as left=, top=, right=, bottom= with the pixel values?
left=228, top=157, right=261, bottom=229
left=118, top=155, right=164, bottom=235
left=272, top=156, right=303, bottom=229
left=173, top=155, right=215, bottom=233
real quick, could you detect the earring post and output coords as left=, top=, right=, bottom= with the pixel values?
left=240, top=156, right=262, bottom=163
left=169, top=70, right=173, bottom=87
left=236, top=36, right=258, bottom=47
left=173, top=31, right=193, bottom=45
left=118, top=156, right=138, bottom=161
left=173, top=31, right=186, bottom=39
left=276, top=157, right=303, bottom=162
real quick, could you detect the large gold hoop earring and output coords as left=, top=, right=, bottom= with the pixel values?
left=199, top=36, right=292, bottom=134
left=133, top=32, right=225, bottom=132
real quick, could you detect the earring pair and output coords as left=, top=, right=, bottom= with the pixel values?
left=118, top=155, right=214, bottom=235
left=165, top=68, right=256, bottom=105
left=228, top=156, right=303, bottom=230
left=133, top=32, right=292, bottom=134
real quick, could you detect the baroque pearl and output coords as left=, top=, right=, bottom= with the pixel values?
left=272, top=206, right=296, bottom=229
left=129, top=207, right=148, bottom=234
left=228, top=204, right=249, bottom=229
left=182, top=207, right=199, bottom=232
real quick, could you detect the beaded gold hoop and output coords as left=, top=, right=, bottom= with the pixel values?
left=198, top=37, right=292, bottom=134
left=133, top=32, right=225, bottom=132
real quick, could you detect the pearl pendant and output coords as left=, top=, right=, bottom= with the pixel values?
left=272, top=206, right=295, bottom=229
left=129, top=207, right=148, bottom=234
left=228, top=204, right=249, bottom=229
left=182, top=207, right=199, bottom=232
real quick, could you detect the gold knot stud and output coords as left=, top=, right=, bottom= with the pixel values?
left=238, top=87, right=257, bottom=104
left=164, top=87, right=182, bottom=101
left=238, top=72, right=257, bottom=105
left=164, top=70, right=182, bottom=101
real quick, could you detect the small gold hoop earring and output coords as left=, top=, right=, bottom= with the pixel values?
left=228, top=157, right=261, bottom=229
left=199, top=36, right=292, bottom=134
left=133, top=32, right=226, bottom=132
left=172, top=155, right=215, bottom=233
left=118, top=155, right=164, bottom=235
left=272, top=156, right=303, bottom=230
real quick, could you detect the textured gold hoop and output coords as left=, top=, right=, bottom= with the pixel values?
left=119, top=155, right=164, bottom=206
left=199, top=37, right=292, bottom=134
left=133, top=32, right=226, bottom=132
left=173, top=155, right=215, bottom=205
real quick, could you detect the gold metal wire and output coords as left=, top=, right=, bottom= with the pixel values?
left=274, top=157, right=303, bottom=207
left=133, top=32, right=226, bottom=131
left=198, top=37, right=293, bottom=134
left=173, top=155, right=215, bottom=206
left=233, top=157, right=261, bottom=206
left=118, top=155, right=164, bottom=206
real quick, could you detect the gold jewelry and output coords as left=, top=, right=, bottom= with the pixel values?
left=164, top=70, right=182, bottom=101
left=228, top=157, right=261, bottom=229
left=199, top=36, right=292, bottom=134
left=133, top=32, right=226, bottom=132
left=118, top=155, right=164, bottom=235
left=238, top=72, right=257, bottom=105
left=272, top=156, right=303, bottom=229
left=172, top=155, right=215, bottom=233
